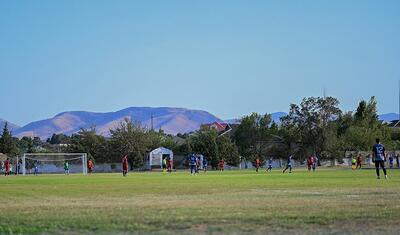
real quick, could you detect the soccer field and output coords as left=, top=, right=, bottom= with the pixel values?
left=0, top=168, right=399, bottom=235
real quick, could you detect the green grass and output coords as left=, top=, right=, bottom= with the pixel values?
left=0, top=168, right=399, bottom=235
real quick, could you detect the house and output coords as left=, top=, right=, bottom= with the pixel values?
left=202, top=122, right=231, bottom=133
left=387, top=120, right=400, bottom=128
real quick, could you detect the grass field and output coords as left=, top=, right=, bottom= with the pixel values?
left=0, top=168, right=399, bottom=235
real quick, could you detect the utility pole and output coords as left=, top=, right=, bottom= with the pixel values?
left=151, top=113, right=154, bottom=131
left=398, top=80, right=400, bottom=121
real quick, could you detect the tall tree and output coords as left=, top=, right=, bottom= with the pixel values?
left=67, top=127, right=108, bottom=163
left=233, top=113, right=274, bottom=164
left=189, top=129, right=239, bottom=168
left=341, top=96, right=392, bottom=151
left=283, top=96, right=342, bottom=160
left=0, top=122, right=19, bottom=156
left=109, top=119, right=149, bottom=168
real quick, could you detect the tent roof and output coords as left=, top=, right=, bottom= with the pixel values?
left=150, top=147, right=173, bottom=155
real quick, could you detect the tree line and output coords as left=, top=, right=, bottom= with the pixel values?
left=1, top=96, right=397, bottom=168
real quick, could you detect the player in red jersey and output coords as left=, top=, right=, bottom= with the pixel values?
left=122, top=155, right=129, bottom=177
left=307, top=156, right=313, bottom=171
left=167, top=156, right=173, bottom=173
left=87, top=158, right=94, bottom=174
left=218, top=159, right=225, bottom=172
left=255, top=157, right=261, bottom=173
left=4, top=158, right=10, bottom=176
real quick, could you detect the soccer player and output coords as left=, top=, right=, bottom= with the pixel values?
left=307, top=156, right=312, bottom=171
left=312, top=155, right=318, bottom=172
left=189, top=154, right=197, bottom=175
left=372, top=138, right=388, bottom=179
left=255, top=157, right=260, bottom=173
left=195, top=156, right=201, bottom=174
left=282, top=155, right=293, bottom=173
left=33, top=160, right=39, bottom=176
left=203, top=157, right=208, bottom=173
left=167, top=156, right=173, bottom=173
left=4, top=158, right=10, bottom=176
left=64, top=160, right=69, bottom=175
left=88, top=158, right=94, bottom=174
left=396, top=153, right=400, bottom=168
left=122, top=155, right=129, bottom=177
left=17, top=159, right=22, bottom=175
left=388, top=154, right=394, bottom=169
left=218, top=159, right=225, bottom=172
left=162, top=157, right=167, bottom=173
left=351, top=158, right=357, bottom=170
left=266, top=157, right=273, bottom=172
left=356, top=154, right=363, bottom=169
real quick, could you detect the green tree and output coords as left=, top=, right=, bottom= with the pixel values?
left=109, top=119, right=149, bottom=168
left=189, top=129, right=219, bottom=167
left=283, top=96, right=342, bottom=160
left=18, top=136, right=34, bottom=153
left=189, top=129, right=239, bottom=168
left=341, top=97, right=392, bottom=151
left=233, top=113, right=274, bottom=165
left=216, top=134, right=240, bottom=166
left=0, top=122, right=19, bottom=156
left=48, top=133, right=69, bottom=145
left=67, top=127, right=108, bottom=162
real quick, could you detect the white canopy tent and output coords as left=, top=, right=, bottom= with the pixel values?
left=148, top=147, right=173, bottom=169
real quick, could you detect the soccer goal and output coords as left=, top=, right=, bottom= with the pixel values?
left=22, top=153, right=88, bottom=175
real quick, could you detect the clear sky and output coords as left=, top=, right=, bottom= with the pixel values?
left=1, top=0, right=399, bottom=126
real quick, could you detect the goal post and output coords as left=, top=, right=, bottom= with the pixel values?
left=22, top=153, right=88, bottom=175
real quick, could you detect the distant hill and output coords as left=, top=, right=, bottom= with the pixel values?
left=225, top=112, right=288, bottom=124
left=14, top=107, right=222, bottom=139
left=0, top=118, right=20, bottom=134
left=379, top=113, right=399, bottom=122
left=7, top=110, right=400, bottom=139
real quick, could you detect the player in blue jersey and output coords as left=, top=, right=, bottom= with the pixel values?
left=189, top=154, right=197, bottom=175
left=372, top=138, right=388, bottom=179
left=283, top=155, right=293, bottom=173
left=203, top=157, right=208, bottom=173
left=266, top=157, right=273, bottom=172
left=388, top=154, right=394, bottom=169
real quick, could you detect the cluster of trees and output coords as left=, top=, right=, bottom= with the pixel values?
left=234, top=96, right=394, bottom=164
left=1, top=96, right=397, bottom=168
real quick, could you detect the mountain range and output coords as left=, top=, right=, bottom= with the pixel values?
left=1, top=109, right=399, bottom=139
left=6, top=107, right=222, bottom=139
left=0, top=118, right=20, bottom=134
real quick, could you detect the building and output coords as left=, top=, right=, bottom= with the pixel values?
left=202, top=122, right=231, bottom=133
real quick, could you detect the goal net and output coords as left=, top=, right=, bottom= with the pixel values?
left=22, top=153, right=88, bottom=175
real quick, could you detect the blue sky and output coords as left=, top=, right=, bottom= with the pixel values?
left=1, top=0, right=399, bottom=125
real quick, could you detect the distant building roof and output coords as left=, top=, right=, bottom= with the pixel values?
left=387, top=120, right=400, bottom=128
left=204, top=122, right=229, bottom=133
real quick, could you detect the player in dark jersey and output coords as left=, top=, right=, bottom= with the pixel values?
left=372, top=138, right=388, bottom=179
left=202, top=157, right=208, bottom=173
left=283, top=155, right=293, bottom=173
left=189, top=154, right=197, bottom=175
